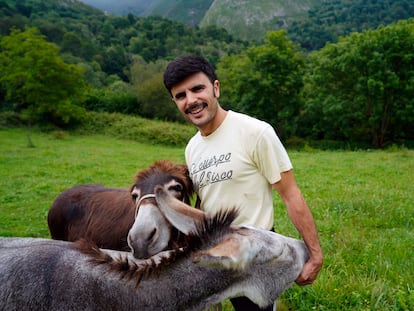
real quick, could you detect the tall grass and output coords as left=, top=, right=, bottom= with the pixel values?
left=0, top=128, right=413, bottom=310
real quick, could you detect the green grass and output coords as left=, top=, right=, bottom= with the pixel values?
left=0, top=128, right=185, bottom=237
left=275, top=150, right=414, bottom=310
left=1, top=128, right=413, bottom=310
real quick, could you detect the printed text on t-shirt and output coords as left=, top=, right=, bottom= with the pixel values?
left=189, top=153, right=233, bottom=189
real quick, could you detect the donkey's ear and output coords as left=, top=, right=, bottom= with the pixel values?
left=155, top=186, right=205, bottom=235
left=191, top=236, right=253, bottom=270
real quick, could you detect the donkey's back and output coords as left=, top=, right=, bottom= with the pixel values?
left=0, top=238, right=134, bottom=311
left=47, top=184, right=134, bottom=251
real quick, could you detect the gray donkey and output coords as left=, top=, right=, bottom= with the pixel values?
left=0, top=186, right=309, bottom=311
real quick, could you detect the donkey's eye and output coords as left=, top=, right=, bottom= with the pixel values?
left=131, top=193, right=139, bottom=202
left=170, top=184, right=183, bottom=192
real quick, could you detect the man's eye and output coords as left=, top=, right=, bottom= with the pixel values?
left=175, top=93, right=185, bottom=100
left=192, top=85, right=205, bottom=92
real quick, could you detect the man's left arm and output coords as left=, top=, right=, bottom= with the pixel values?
left=273, top=170, right=323, bottom=285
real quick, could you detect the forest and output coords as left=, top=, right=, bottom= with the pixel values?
left=0, top=0, right=413, bottom=148
left=286, top=0, right=414, bottom=50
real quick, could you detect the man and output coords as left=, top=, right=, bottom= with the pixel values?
left=163, top=55, right=323, bottom=311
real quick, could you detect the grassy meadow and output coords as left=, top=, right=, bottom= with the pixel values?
left=0, top=128, right=413, bottom=310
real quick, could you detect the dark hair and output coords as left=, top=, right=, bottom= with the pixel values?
left=163, top=55, right=217, bottom=94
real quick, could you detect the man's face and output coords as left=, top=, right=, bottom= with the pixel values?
left=171, top=72, right=220, bottom=133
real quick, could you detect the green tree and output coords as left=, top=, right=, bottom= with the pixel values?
left=128, top=57, right=182, bottom=121
left=101, top=45, right=129, bottom=81
left=0, top=27, right=87, bottom=126
left=128, top=56, right=167, bottom=86
left=83, top=81, right=137, bottom=115
left=136, top=72, right=182, bottom=122
left=287, top=0, right=414, bottom=51
left=302, top=19, right=414, bottom=148
left=217, top=30, right=305, bottom=138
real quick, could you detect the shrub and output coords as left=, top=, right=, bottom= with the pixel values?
left=82, top=89, right=138, bottom=115
left=77, top=111, right=195, bottom=147
left=0, top=111, right=24, bottom=128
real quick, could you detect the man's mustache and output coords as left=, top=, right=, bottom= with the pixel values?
left=184, top=102, right=207, bottom=114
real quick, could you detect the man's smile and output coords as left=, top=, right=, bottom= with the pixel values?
left=185, top=102, right=207, bottom=115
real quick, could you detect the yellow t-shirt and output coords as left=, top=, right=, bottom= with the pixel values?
left=185, top=110, right=292, bottom=230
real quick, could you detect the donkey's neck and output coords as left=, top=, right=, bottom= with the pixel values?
left=95, top=250, right=241, bottom=310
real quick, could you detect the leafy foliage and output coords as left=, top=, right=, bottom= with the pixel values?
left=301, top=19, right=414, bottom=148
left=76, top=111, right=196, bottom=147
left=0, top=27, right=87, bottom=126
left=0, top=0, right=248, bottom=125
left=1, top=0, right=247, bottom=79
left=128, top=57, right=183, bottom=122
left=287, top=0, right=414, bottom=50
left=136, top=72, right=182, bottom=122
left=217, top=30, right=305, bottom=138
left=82, top=87, right=138, bottom=115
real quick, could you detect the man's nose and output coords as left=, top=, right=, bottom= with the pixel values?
left=186, top=92, right=198, bottom=104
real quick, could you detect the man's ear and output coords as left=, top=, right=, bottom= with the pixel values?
left=213, top=80, right=220, bottom=98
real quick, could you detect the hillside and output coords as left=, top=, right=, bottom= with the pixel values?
left=142, top=0, right=414, bottom=43
left=287, top=0, right=414, bottom=50
left=77, top=0, right=214, bottom=26
left=142, top=0, right=214, bottom=27
left=2, top=0, right=413, bottom=56
left=78, top=0, right=153, bottom=15
left=76, top=0, right=414, bottom=45
left=77, top=0, right=321, bottom=40
left=200, top=0, right=321, bottom=41
left=0, top=0, right=248, bottom=85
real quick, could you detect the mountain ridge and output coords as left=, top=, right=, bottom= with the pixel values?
left=200, top=0, right=321, bottom=40
left=79, top=0, right=153, bottom=15
left=143, top=0, right=214, bottom=27
left=75, top=0, right=414, bottom=44
left=77, top=0, right=320, bottom=40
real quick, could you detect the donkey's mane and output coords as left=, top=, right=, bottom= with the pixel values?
left=187, top=207, right=239, bottom=251
left=75, top=207, right=239, bottom=287
left=75, top=239, right=186, bottom=288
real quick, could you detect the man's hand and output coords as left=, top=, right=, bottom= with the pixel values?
left=295, top=256, right=323, bottom=286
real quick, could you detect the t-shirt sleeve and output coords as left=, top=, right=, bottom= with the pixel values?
left=252, top=125, right=293, bottom=184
